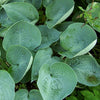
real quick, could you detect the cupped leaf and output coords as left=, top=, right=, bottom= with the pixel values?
left=6, top=45, right=33, bottom=83
left=32, top=0, right=42, bottom=9
left=2, top=2, right=39, bottom=24
left=46, top=0, right=74, bottom=28
left=66, top=55, right=100, bottom=86
left=85, top=2, right=100, bottom=32
left=0, top=70, right=15, bottom=100
left=3, top=21, right=41, bottom=51
left=31, top=47, right=53, bottom=82
left=15, top=89, right=28, bottom=100
left=29, top=89, right=43, bottom=100
left=60, top=23, right=97, bottom=58
left=37, top=62, right=77, bottom=100
left=36, top=25, right=60, bottom=50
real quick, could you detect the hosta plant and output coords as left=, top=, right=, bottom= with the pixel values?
left=0, top=0, right=100, bottom=100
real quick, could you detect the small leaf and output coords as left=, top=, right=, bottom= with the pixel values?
left=60, top=23, right=97, bottom=58
left=2, top=2, right=39, bottom=24
left=66, top=55, right=100, bottom=86
left=43, top=0, right=53, bottom=7
left=6, top=45, right=33, bottom=83
left=46, top=0, right=74, bottom=28
left=3, top=21, right=41, bottom=51
left=37, top=62, right=77, bottom=100
left=29, top=89, right=43, bottom=100
left=31, top=47, right=53, bottom=82
left=0, top=70, right=15, bottom=100
left=15, top=89, right=28, bottom=100
left=37, top=25, right=60, bottom=50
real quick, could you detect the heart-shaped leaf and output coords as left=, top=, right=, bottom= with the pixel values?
left=31, top=47, right=53, bottom=82
left=2, top=2, right=39, bottom=24
left=60, top=23, right=97, bottom=58
left=15, top=89, right=28, bottom=100
left=0, top=70, right=15, bottom=100
left=37, top=62, right=77, bottom=100
left=85, top=2, right=100, bottom=32
left=66, top=55, right=100, bottom=86
left=46, top=0, right=74, bottom=28
left=6, top=45, right=33, bottom=83
left=3, top=21, right=41, bottom=51
left=37, top=25, right=60, bottom=50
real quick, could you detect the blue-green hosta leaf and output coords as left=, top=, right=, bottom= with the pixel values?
left=3, top=21, right=41, bottom=51
left=0, top=27, right=9, bottom=37
left=31, top=47, right=53, bottom=82
left=29, top=89, right=43, bottom=100
left=46, top=0, right=74, bottom=28
left=37, top=62, right=77, bottom=100
left=0, top=70, right=15, bottom=100
left=0, top=9, right=13, bottom=27
left=43, top=0, right=53, bottom=7
left=66, top=55, right=100, bottom=86
left=6, top=45, right=33, bottom=83
left=2, top=2, right=39, bottom=24
left=15, top=89, right=28, bottom=100
left=85, top=2, right=100, bottom=32
left=37, top=25, right=60, bottom=50
left=60, top=23, right=97, bottom=58
left=32, top=0, right=42, bottom=9
left=10, top=0, right=31, bottom=3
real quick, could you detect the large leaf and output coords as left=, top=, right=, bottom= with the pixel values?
left=66, top=55, right=100, bottom=86
left=29, top=89, right=43, bottom=100
left=2, top=2, right=39, bottom=24
left=85, top=2, right=100, bottom=32
left=46, top=0, right=74, bottom=28
left=6, top=45, right=33, bottom=83
left=3, top=21, right=41, bottom=51
left=31, top=47, right=53, bottom=82
left=0, top=70, right=15, bottom=100
left=37, top=62, right=77, bottom=100
left=37, top=25, right=60, bottom=50
left=14, top=89, right=28, bottom=100
left=60, top=23, right=97, bottom=58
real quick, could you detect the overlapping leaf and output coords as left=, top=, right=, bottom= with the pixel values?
left=60, top=23, right=97, bottom=58
left=6, top=45, right=33, bottom=83
left=66, top=55, right=100, bottom=86
left=37, top=62, right=77, bottom=100
left=2, top=2, right=39, bottom=24
left=45, top=0, right=74, bottom=28
left=3, top=21, right=41, bottom=51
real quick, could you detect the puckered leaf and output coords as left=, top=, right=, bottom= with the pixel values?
left=37, top=62, right=77, bottom=100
